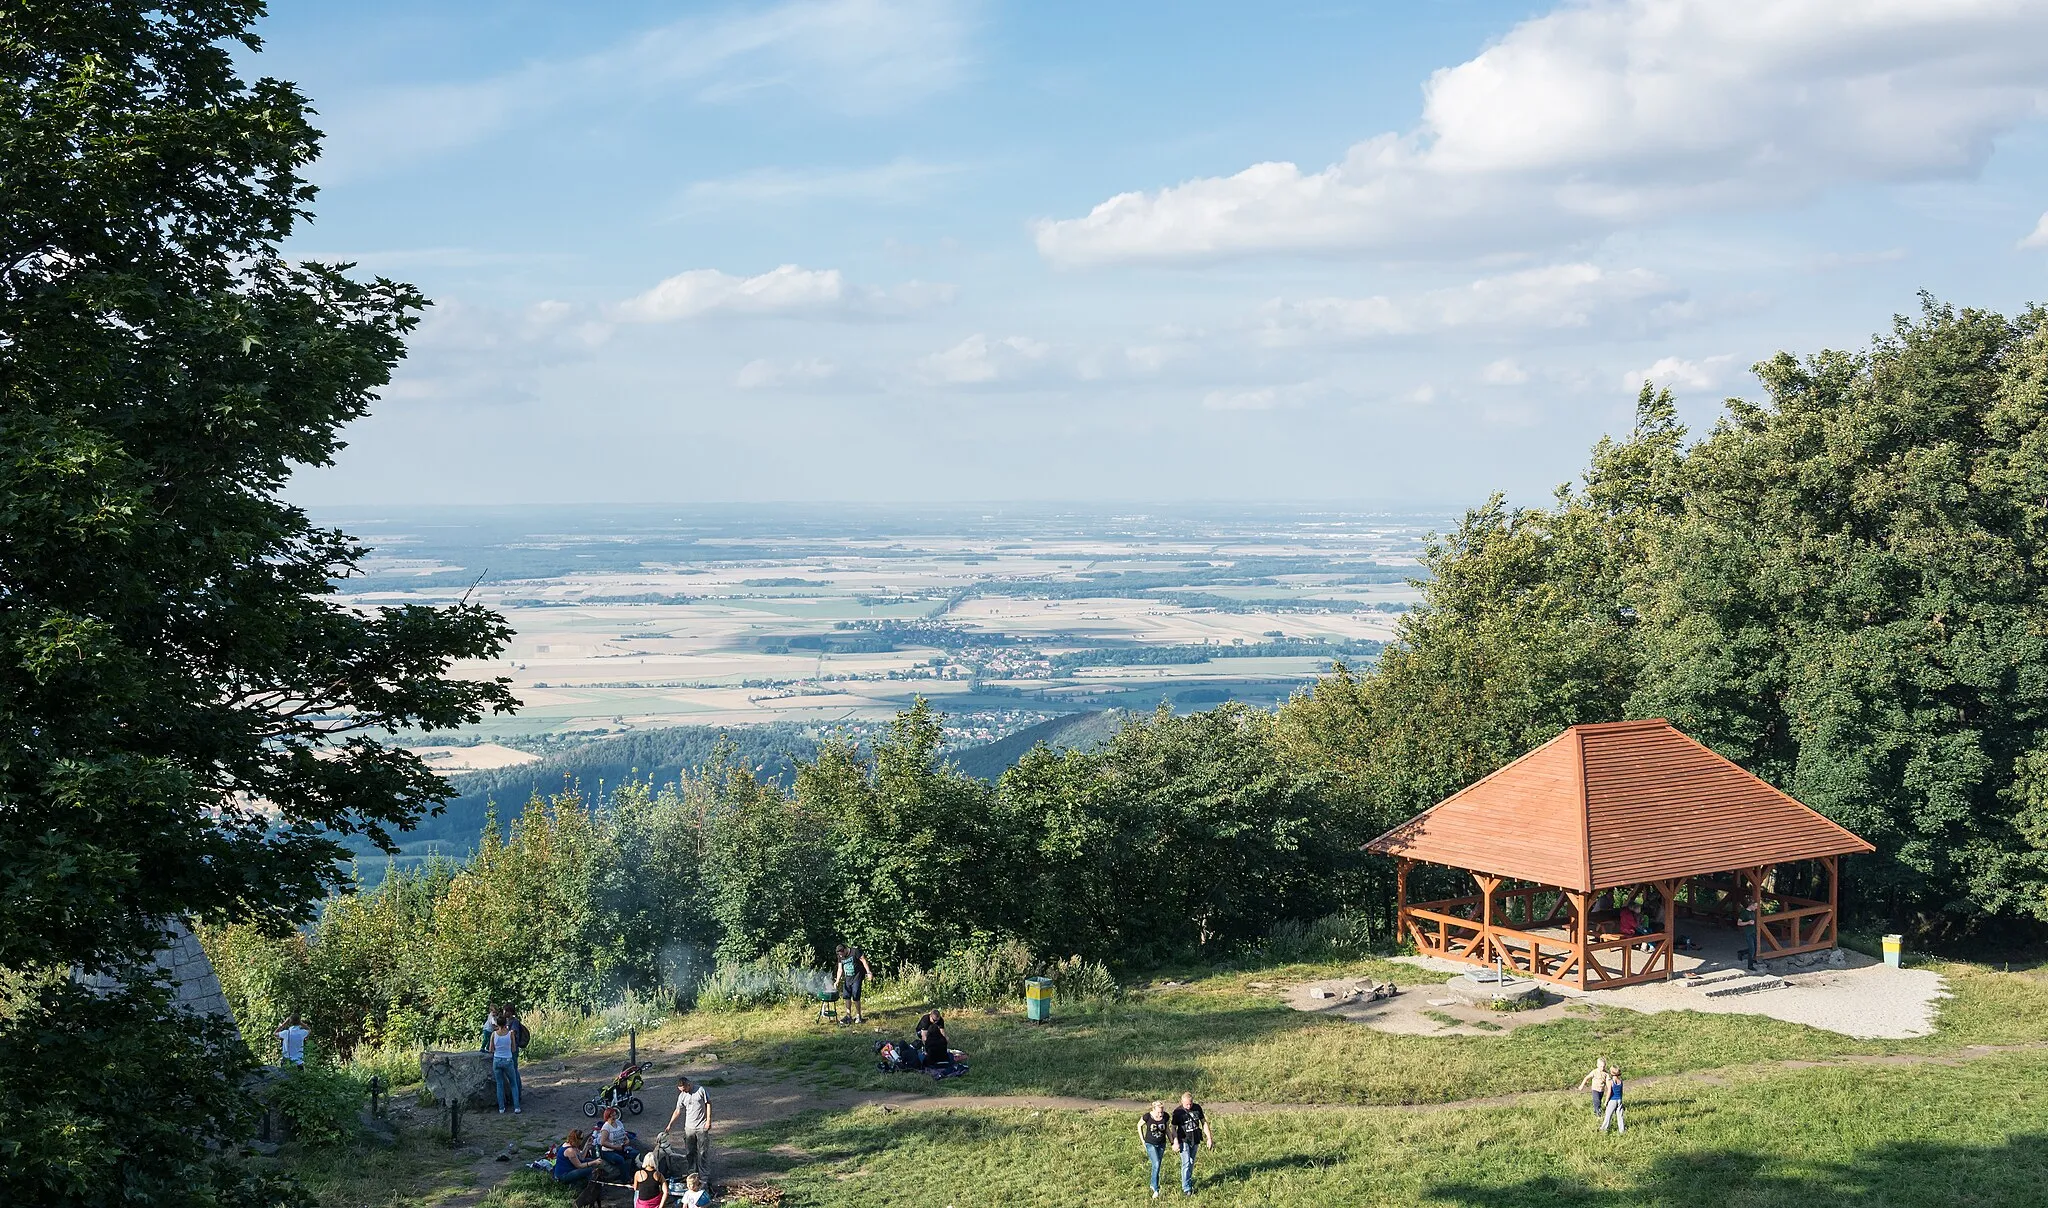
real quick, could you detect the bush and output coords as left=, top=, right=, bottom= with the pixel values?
left=1252, top=912, right=1383, bottom=963
left=917, top=935, right=1037, bottom=1008
left=696, top=957, right=829, bottom=1012
left=268, top=1063, right=364, bottom=1146
left=1047, top=954, right=1122, bottom=1004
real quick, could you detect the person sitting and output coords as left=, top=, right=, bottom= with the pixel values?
left=676, top=1172, right=712, bottom=1207
left=918, top=1012, right=953, bottom=1068
left=1618, top=903, right=1641, bottom=936
left=551, top=1130, right=599, bottom=1186
left=632, top=1152, right=666, bottom=1208
left=596, top=1106, right=635, bottom=1177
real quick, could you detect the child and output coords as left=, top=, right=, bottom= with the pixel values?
left=1600, top=1067, right=1626, bottom=1134
left=676, top=1172, right=712, bottom=1207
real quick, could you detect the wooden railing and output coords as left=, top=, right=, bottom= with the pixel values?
left=1757, top=903, right=1835, bottom=956
left=1584, top=933, right=1671, bottom=986
left=1404, top=906, right=1488, bottom=962
left=1486, top=923, right=1583, bottom=983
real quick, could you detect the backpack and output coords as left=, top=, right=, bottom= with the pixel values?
left=514, top=1020, right=531, bottom=1050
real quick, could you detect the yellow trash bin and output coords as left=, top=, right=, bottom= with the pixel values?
left=1882, top=934, right=1903, bottom=968
left=1024, top=976, right=1054, bottom=1023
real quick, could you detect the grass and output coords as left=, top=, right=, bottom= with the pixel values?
left=732, top=1049, right=2048, bottom=1206
left=672, top=956, right=2048, bottom=1107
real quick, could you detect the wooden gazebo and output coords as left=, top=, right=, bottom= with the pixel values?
left=1367, top=719, right=1874, bottom=989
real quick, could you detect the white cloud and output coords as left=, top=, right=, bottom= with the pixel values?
left=616, top=265, right=847, bottom=321
left=2022, top=212, right=2048, bottom=249
left=320, top=0, right=974, bottom=180
left=1261, top=263, right=1684, bottom=345
left=1625, top=354, right=1735, bottom=391
left=680, top=159, right=964, bottom=208
left=1037, top=0, right=2048, bottom=265
left=734, top=358, right=839, bottom=389
left=916, top=334, right=1051, bottom=385
left=1480, top=358, right=1529, bottom=385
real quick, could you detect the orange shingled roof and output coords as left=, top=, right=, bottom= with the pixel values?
left=1366, top=719, right=1874, bottom=891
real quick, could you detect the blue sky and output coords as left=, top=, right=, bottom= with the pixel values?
left=268, top=0, right=2048, bottom=507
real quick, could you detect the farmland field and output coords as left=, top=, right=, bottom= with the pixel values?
left=325, top=504, right=1439, bottom=746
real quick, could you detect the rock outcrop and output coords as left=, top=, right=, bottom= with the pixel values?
left=420, top=1050, right=500, bottom=1110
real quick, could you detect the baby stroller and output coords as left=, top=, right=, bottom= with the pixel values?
left=582, top=1060, right=649, bottom=1118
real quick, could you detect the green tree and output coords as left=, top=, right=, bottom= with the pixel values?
left=0, top=5, right=513, bottom=1202
left=699, top=741, right=839, bottom=965
left=1631, top=300, right=2048, bottom=924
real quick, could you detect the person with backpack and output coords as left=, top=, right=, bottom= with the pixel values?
left=1137, top=1099, right=1171, bottom=1198
left=1170, top=1091, right=1212, bottom=1195
left=832, top=945, right=873, bottom=1025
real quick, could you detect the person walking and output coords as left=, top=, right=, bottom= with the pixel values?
left=663, top=1074, right=713, bottom=1180
left=1169, top=1091, right=1211, bottom=1196
left=489, top=1017, right=521, bottom=1114
left=1575, top=1057, right=1610, bottom=1116
left=1137, top=1099, right=1172, bottom=1198
left=276, top=1014, right=310, bottom=1067
left=1600, top=1067, right=1626, bottom=1134
left=832, top=944, right=873, bottom=1025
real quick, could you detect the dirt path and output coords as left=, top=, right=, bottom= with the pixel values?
left=433, top=1037, right=2048, bottom=1205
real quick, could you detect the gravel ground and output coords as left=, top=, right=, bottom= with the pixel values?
left=1388, top=937, right=1948, bottom=1040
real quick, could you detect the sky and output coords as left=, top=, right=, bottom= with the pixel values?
left=266, top=0, right=2048, bottom=508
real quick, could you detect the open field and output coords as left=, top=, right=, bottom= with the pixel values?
left=281, top=947, right=2048, bottom=1208
left=327, top=506, right=1434, bottom=744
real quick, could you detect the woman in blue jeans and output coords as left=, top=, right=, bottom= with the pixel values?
left=489, top=1020, right=520, bottom=1113
left=1137, top=1100, right=1171, bottom=1197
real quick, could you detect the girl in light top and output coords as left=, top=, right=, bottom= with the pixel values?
left=1575, top=1057, right=1610, bottom=1115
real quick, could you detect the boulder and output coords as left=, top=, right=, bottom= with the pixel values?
left=420, top=1050, right=499, bottom=1110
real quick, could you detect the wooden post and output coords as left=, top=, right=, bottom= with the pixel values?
left=1572, top=889, right=1590, bottom=990
left=1395, top=858, right=1411, bottom=948
left=1476, top=873, right=1499, bottom=967
left=1747, top=865, right=1765, bottom=967
left=1657, top=879, right=1678, bottom=980
left=1826, top=854, right=1839, bottom=949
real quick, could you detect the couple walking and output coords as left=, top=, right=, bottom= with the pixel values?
left=1136, top=1092, right=1213, bottom=1197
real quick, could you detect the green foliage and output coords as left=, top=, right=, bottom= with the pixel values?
left=916, top=935, right=1039, bottom=1008
left=696, top=955, right=829, bottom=1012
left=0, top=6, right=513, bottom=1206
left=266, top=1063, right=364, bottom=1147
left=700, top=741, right=838, bottom=965
left=1279, top=306, right=2048, bottom=928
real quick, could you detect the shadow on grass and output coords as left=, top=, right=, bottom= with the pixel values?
left=1428, top=1134, right=2048, bottom=1208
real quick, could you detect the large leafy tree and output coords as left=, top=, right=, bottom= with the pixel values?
left=0, top=3, right=513, bottom=1203
left=1632, top=301, right=2048, bottom=925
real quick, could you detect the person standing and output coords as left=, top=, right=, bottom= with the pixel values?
left=1600, top=1068, right=1626, bottom=1134
left=664, top=1074, right=713, bottom=1180
left=832, top=944, right=873, bottom=1025
left=1137, top=1099, right=1172, bottom=1198
left=480, top=1004, right=500, bottom=1053
left=276, top=1014, right=310, bottom=1067
left=504, top=1004, right=529, bottom=1107
left=1169, top=1091, right=1211, bottom=1196
left=489, top=1017, right=521, bottom=1114
left=1575, top=1057, right=1610, bottom=1116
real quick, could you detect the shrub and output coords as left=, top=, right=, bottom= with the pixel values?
left=696, top=957, right=829, bottom=1012
left=1047, top=954, right=1122, bottom=1004
left=918, top=935, right=1037, bottom=1008
left=268, top=1062, right=365, bottom=1146
left=1252, top=912, right=1383, bottom=963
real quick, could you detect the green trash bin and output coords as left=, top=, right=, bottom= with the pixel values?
left=1024, top=976, right=1054, bottom=1023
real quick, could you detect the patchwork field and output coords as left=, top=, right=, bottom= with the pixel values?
left=326, top=505, right=1437, bottom=745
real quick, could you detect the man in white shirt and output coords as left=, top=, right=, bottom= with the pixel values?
left=664, top=1074, right=713, bottom=1180
left=276, top=1015, right=309, bottom=1066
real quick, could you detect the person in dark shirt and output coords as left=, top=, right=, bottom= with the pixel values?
left=917, top=1011, right=952, bottom=1067
left=1137, top=1099, right=1171, bottom=1198
left=1169, top=1092, right=1212, bottom=1195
